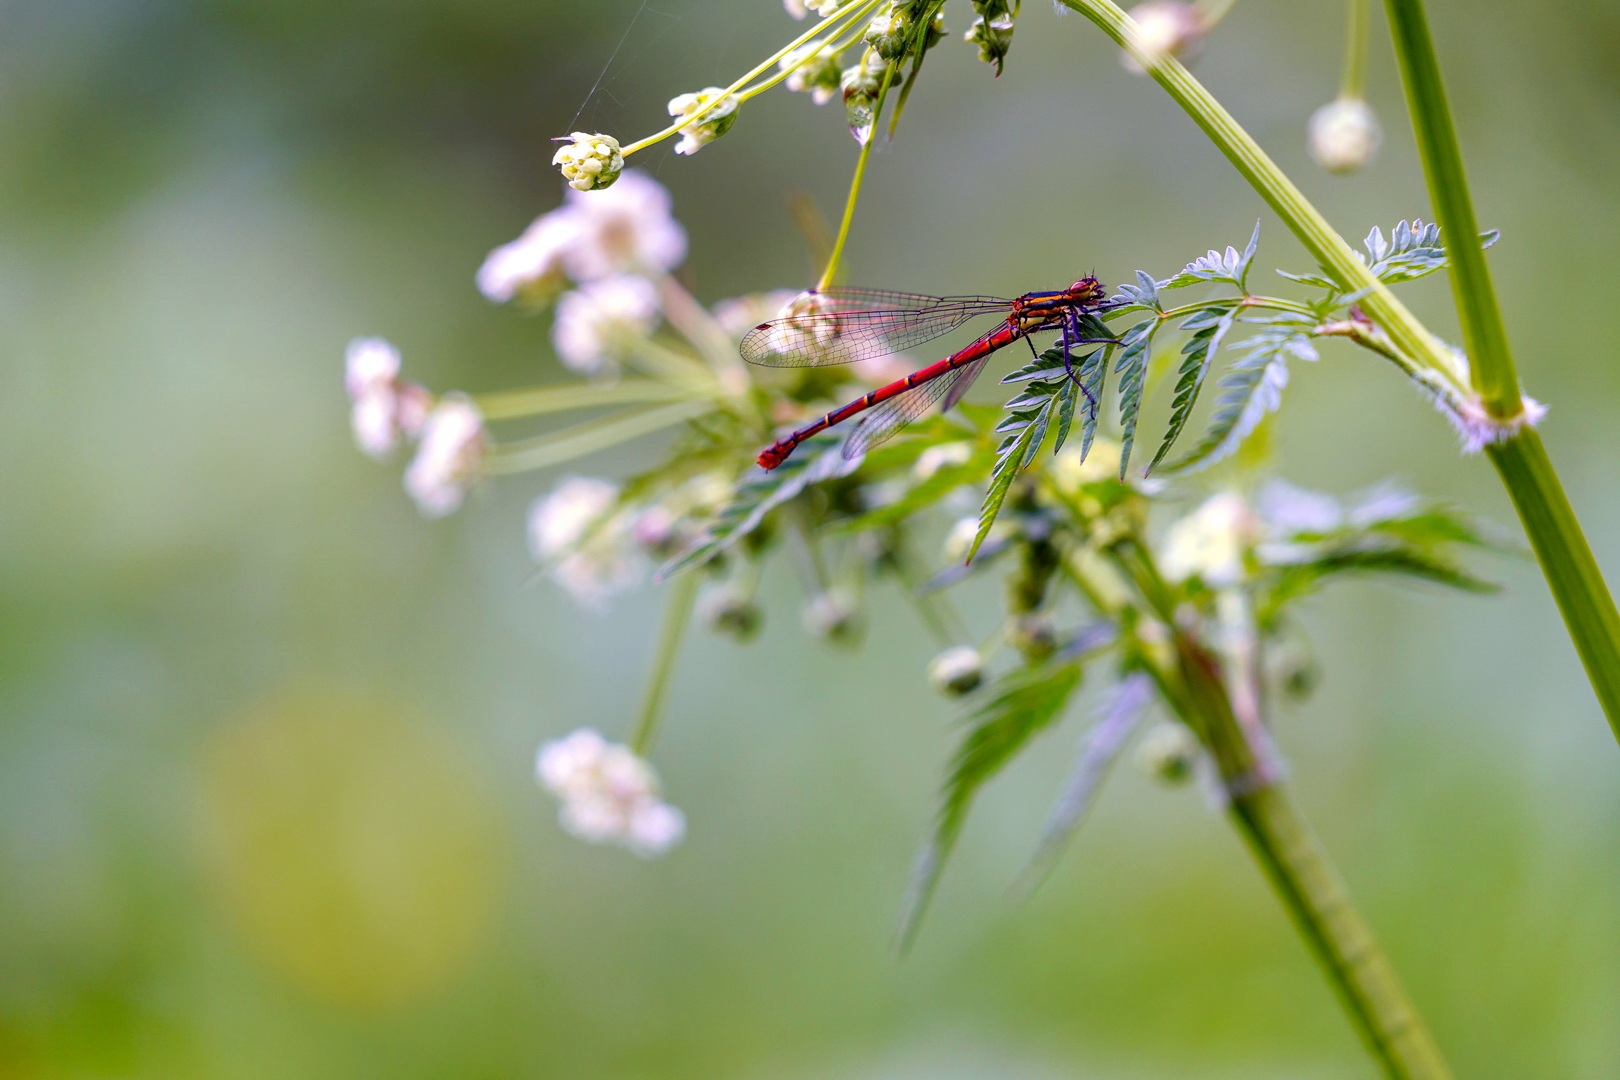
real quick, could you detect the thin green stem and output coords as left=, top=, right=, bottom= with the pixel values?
left=1340, top=0, right=1371, bottom=100
left=473, top=380, right=685, bottom=422
left=818, top=56, right=898, bottom=291
left=488, top=399, right=712, bottom=475
left=628, top=570, right=701, bottom=755
left=1383, top=0, right=1518, bottom=416
left=621, top=0, right=882, bottom=156
left=1488, top=432, right=1620, bottom=742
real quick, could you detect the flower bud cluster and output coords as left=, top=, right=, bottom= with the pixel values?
left=964, top=0, right=1016, bottom=74
left=864, top=2, right=921, bottom=62
left=841, top=51, right=891, bottom=144
left=784, top=0, right=843, bottom=19
left=667, top=88, right=740, bottom=156
left=551, top=132, right=624, bottom=192
left=780, top=42, right=845, bottom=105
left=536, top=729, right=685, bottom=856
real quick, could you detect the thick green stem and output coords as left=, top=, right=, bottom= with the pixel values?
left=1059, top=0, right=1469, bottom=399
left=1382, top=0, right=1518, bottom=416
left=1229, top=787, right=1455, bottom=1080
left=1063, top=0, right=1620, bottom=740
left=1488, top=432, right=1620, bottom=741
left=628, top=570, right=701, bottom=755
left=1166, top=626, right=1454, bottom=1079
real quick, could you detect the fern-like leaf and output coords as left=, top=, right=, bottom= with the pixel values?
left=1112, top=319, right=1157, bottom=480
left=1167, top=328, right=1317, bottom=473
left=1147, top=307, right=1236, bottom=473
left=898, top=660, right=1084, bottom=950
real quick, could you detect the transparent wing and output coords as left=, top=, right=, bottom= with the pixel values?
left=740, top=291, right=1007, bottom=369
left=842, top=357, right=990, bottom=460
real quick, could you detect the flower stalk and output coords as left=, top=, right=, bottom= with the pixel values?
left=629, top=569, right=703, bottom=756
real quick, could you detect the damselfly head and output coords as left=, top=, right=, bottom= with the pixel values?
left=1067, top=277, right=1105, bottom=306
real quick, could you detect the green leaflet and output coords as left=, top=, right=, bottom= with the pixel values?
left=898, top=660, right=1083, bottom=950
left=1112, top=319, right=1157, bottom=480
left=1147, top=307, right=1236, bottom=474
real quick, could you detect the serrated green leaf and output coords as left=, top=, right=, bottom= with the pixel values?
left=1237, top=219, right=1261, bottom=289
left=1075, top=346, right=1108, bottom=461
left=1053, top=379, right=1079, bottom=457
left=1258, top=548, right=1497, bottom=627
left=1165, top=330, right=1309, bottom=473
left=1148, top=311, right=1235, bottom=473
left=1276, top=268, right=1339, bottom=290
left=1113, top=320, right=1156, bottom=480
left=898, top=660, right=1084, bottom=950
left=968, top=425, right=1037, bottom=564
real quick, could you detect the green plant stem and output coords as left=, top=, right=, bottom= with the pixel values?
left=818, top=57, right=898, bottom=291
left=628, top=569, right=701, bottom=755
left=489, top=399, right=712, bottom=475
left=1166, top=626, right=1454, bottom=1080
left=474, top=380, right=685, bottom=421
left=1064, top=0, right=1620, bottom=740
left=1340, top=0, right=1371, bottom=100
left=1382, top=0, right=1518, bottom=416
left=1229, top=786, right=1454, bottom=1080
left=1489, top=432, right=1620, bottom=742
left=1059, top=0, right=1468, bottom=398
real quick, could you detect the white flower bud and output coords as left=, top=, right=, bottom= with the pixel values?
left=529, top=477, right=619, bottom=559
left=927, top=645, right=984, bottom=697
left=344, top=337, right=401, bottom=399
left=1136, top=722, right=1199, bottom=785
left=666, top=88, right=739, bottom=156
left=1120, top=1, right=1206, bottom=73
left=551, top=132, right=625, bottom=192
left=477, top=211, right=578, bottom=304
left=802, top=589, right=862, bottom=645
left=1307, top=98, right=1382, bottom=175
left=699, top=584, right=764, bottom=642
left=403, top=397, right=487, bottom=517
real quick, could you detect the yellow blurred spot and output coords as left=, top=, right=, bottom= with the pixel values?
left=200, top=691, right=504, bottom=1010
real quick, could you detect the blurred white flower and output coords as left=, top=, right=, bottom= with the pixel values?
left=913, top=441, right=975, bottom=480
left=477, top=211, right=578, bottom=304
left=403, top=397, right=487, bottom=517
left=552, top=275, right=660, bottom=377
left=1308, top=98, right=1382, bottom=175
left=1160, top=491, right=1258, bottom=586
left=1255, top=478, right=1343, bottom=535
left=561, top=170, right=687, bottom=282
left=344, top=337, right=432, bottom=460
left=528, top=477, right=643, bottom=609
left=344, top=336, right=401, bottom=398
left=529, top=477, right=619, bottom=558
left=784, top=0, right=808, bottom=17
left=1121, top=1, right=1205, bottom=73
left=802, top=588, right=862, bottom=645
left=536, top=728, right=686, bottom=857
left=667, top=88, right=740, bottom=156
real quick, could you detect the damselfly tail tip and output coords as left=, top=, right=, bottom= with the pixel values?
left=757, top=445, right=789, bottom=471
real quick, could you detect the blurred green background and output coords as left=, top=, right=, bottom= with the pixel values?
left=2, top=0, right=1618, bottom=1076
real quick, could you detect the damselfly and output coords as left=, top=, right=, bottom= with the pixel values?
left=741, top=278, right=1111, bottom=470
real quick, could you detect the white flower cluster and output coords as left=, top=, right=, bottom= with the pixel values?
left=551, top=132, right=624, bottom=192
left=536, top=729, right=685, bottom=856
left=477, top=170, right=689, bottom=376
left=783, top=0, right=843, bottom=20
left=1160, top=491, right=1259, bottom=587
left=666, top=88, right=740, bottom=156
left=528, top=473, right=730, bottom=609
left=344, top=338, right=488, bottom=517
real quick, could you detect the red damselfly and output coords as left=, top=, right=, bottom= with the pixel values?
left=742, top=278, right=1111, bottom=470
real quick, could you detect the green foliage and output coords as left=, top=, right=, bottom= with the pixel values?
left=660, top=433, right=857, bottom=577
left=899, top=659, right=1083, bottom=949
left=1148, top=305, right=1237, bottom=474
left=1165, top=318, right=1317, bottom=473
